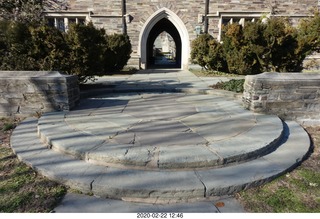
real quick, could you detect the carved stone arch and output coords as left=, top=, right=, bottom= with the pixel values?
left=138, top=7, right=190, bottom=69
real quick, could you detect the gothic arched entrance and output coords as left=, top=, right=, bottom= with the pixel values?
left=147, top=19, right=181, bottom=68
left=139, top=8, right=190, bottom=70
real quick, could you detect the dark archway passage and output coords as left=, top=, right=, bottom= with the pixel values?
left=146, top=18, right=182, bottom=69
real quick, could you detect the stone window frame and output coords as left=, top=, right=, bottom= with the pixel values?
left=212, top=11, right=312, bottom=41
left=44, top=12, right=91, bottom=32
left=212, top=11, right=268, bottom=41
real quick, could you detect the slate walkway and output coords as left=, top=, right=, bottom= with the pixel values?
left=10, top=69, right=311, bottom=213
left=80, top=69, right=242, bottom=96
left=53, top=192, right=245, bottom=213
left=53, top=69, right=247, bottom=212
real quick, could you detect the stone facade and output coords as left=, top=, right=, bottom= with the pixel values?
left=243, top=72, right=320, bottom=123
left=0, top=71, right=80, bottom=117
left=45, top=1, right=319, bottom=69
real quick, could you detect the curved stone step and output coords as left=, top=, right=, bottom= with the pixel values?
left=37, top=94, right=285, bottom=170
left=11, top=117, right=310, bottom=201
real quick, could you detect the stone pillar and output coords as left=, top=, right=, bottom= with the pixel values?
left=243, top=72, right=320, bottom=121
left=0, top=71, right=80, bottom=117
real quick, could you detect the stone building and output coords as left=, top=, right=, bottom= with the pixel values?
left=45, top=0, right=320, bottom=70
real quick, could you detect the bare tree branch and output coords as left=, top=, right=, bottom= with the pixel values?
left=0, top=0, right=69, bottom=23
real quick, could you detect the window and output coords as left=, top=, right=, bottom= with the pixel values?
left=218, top=16, right=258, bottom=41
left=57, top=18, right=65, bottom=31
left=212, top=10, right=268, bottom=41
left=221, top=17, right=256, bottom=27
left=46, top=14, right=88, bottom=32
left=47, top=17, right=86, bottom=32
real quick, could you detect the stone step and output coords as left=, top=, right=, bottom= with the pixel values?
left=11, top=117, right=310, bottom=201
left=36, top=94, right=285, bottom=170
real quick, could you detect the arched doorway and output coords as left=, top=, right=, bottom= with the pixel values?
left=147, top=18, right=181, bottom=68
left=139, top=8, right=190, bottom=70
left=152, top=31, right=177, bottom=67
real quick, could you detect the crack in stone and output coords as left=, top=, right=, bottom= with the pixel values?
left=204, top=142, right=225, bottom=165
left=120, top=103, right=128, bottom=113
left=129, top=133, right=136, bottom=144
left=109, top=130, right=120, bottom=139
left=108, top=120, right=143, bottom=140
left=91, top=139, right=107, bottom=150
left=90, top=180, right=94, bottom=191
left=183, top=128, right=193, bottom=133
left=194, top=170, right=207, bottom=198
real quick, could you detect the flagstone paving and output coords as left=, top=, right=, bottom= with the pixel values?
left=10, top=69, right=311, bottom=212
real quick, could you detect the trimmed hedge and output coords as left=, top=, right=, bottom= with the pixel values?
left=191, top=12, right=320, bottom=75
left=30, top=25, right=69, bottom=71
left=190, top=34, right=227, bottom=72
left=104, top=33, right=132, bottom=72
left=65, top=22, right=106, bottom=82
left=0, top=21, right=132, bottom=83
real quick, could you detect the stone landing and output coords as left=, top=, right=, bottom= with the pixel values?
left=11, top=90, right=311, bottom=202
left=37, top=93, right=284, bottom=170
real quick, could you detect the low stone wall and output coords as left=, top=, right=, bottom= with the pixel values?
left=0, top=71, right=80, bottom=117
left=243, top=72, right=320, bottom=123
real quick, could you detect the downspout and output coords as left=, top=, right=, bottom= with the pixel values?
left=204, top=0, right=209, bottom=33
left=121, top=0, right=127, bottom=34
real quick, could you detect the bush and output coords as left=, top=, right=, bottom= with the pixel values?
left=191, top=13, right=320, bottom=75
left=0, top=20, right=133, bottom=83
left=29, top=25, right=69, bottom=71
left=65, top=22, right=106, bottom=82
left=297, top=11, right=320, bottom=57
left=207, top=38, right=228, bottom=72
left=190, top=34, right=212, bottom=69
left=222, top=18, right=304, bottom=74
left=212, top=79, right=245, bottom=93
left=261, top=17, right=303, bottom=72
left=0, top=21, right=36, bottom=70
left=103, top=33, right=132, bottom=72
left=222, top=23, right=261, bottom=75
left=190, top=34, right=227, bottom=72
left=0, top=21, right=9, bottom=66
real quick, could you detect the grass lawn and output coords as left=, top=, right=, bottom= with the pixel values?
left=237, top=126, right=320, bottom=212
left=0, top=117, right=67, bottom=213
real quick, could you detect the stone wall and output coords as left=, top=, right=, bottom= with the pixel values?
left=45, top=0, right=319, bottom=68
left=0, top=71, right=80, bottom=117
left=64, top=0, right=318, bottom=34
left=243, top=72, right=320, bottom=123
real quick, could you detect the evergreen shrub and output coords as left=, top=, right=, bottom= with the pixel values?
left=0, top=21, right=35, bottom=70
left=191, top=12, right=320, bottom=75
left=190, top=33, right=227, bottom=72
left=65, top=22, right=106, bottom=82
left=0, top=20, right=132, bottom=83
left=103, top=33, right=132, bottom=72
left=29, top=25, right=69, bottom=71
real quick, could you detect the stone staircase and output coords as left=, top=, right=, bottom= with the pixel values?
left=10, top=91, right=311, bottom=203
